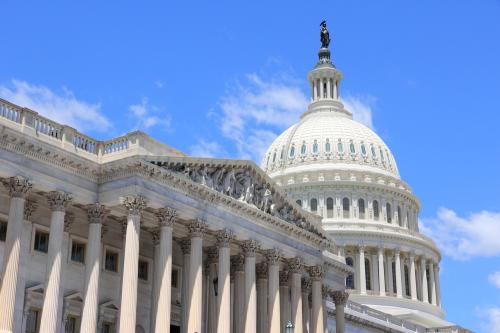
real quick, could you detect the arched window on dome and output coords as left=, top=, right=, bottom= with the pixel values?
left=346, top=257, right=355, bottom=289
left=272, top=151, right=277, bottom=163
left=386, top=203, right=392, bottom=223
left=371, top=145, right=377, bottom=159
left=296, top=199, right=302, bottom=207
left=373, top=200, right=380, bottom=221
left=349, top=141, right=356, bottom=154
left=407, top=211, right=410, bottom=229
left=266, top=154, right=270, bottom=169
left=397, top=206, right=402, bottom=226
left=312, top=140, right=318, bottom=154
left=386, top=150, right=392, bottom=167
left=343, top=197, right=350, bottom=219
left=404, top=264, right=410, bottom=297
left=358, top=199, right=366, bottom=219
left=280, top=147, right=284, bottom=160
left=365, top=258, right=372, bottom=291
left=289, top=145, right=295, bottom=158
left=310, top=198, right=318, bottom=214
left=300, top=142, right=306, bottom=155
left=337, top=140, right=344, bottom=153
left=361, top=143, right=367, bottom=156
left=380, top=148, right=385, bottom=162
left=325, top=139, right=331, bottom=153
left=326, top=197, right=334, bottom=218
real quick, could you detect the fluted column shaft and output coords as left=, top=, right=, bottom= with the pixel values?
left=279, top=272, right=290, bottom=333
left=421, top=258, right=429, bottom=303
left=180, top=239, right=190, bottom=333
left=39, top=191, right=71, bottom=333
left=289, top=258, right=303, bottom=333
left=331, top=291, right=349, bottom=333
left=153, top=208, right=175, bottom=333
left=267, top=251, right=281, bottom=333
left=409, top=254, right=417, bottom=300
left=232, top=256, right=245, bottom=333
left=358, top=247, right=366, bottom=295
left=377, top=248, right=385, bottom=296
left=0, top=177, right=31, bottom=333
left=80, top=204, right=107, bottom=333
left=256, top=264, right=268, bottom=333
left=216, top=230, right=233, bottom=333
left=429, top=261, right=437, bottom=305
left=310, top=267, right=324, bottom=333
left=242, top=240, right=258, bottom=333
left=395, top=250, right=403, bottom=298
left=187, top=220, right=206, bottom=333
left=301, top=281, right=310, bottom=333
left=434, top=265, right=441, bottom=307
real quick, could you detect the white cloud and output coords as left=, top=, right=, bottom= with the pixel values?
left=154, top=80, right=164, bottom=88
left=342, top=94, right=375, bottom=129
left=0, top=80, right=112, bottom=133
left=489, top=272, right=500, bottom=289
left=189, top=139, right=226, bottom=158
left=420, top=208, right=500, bottom=260
left=128, top=98, right=171, bottom=130
left=477, top=306, right=500, bottom=333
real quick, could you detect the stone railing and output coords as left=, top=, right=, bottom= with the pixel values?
left=0, top=98, right=184, bottom=162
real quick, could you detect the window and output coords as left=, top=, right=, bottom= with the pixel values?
left=386, top=203, right=392, bottom=223
left=337, top=140, right=344, bottom=153
left=310, top=198, right=318, bottom=213
left=34, top=230, right=49, bottom=253
left=392, top=262, right=397, bottom=294
left=361, top=143, right=367, bottom=156
left=289, top=145, right=295, bottom=158
left=407, top=211, right=410, bottom=229
left=102, top=323, right=113, bottom=333
left=296, top=199, right=302, bottom=206
left=312, top=140, right=318, bottom=154
left=349, top=141, right=356, bottom=154
left=365, top=258, right=371, bottom=291
left=373, top=200, right=380, bottom=221
left=65, top=316, right=76, bottom=333
left=404, top=265, right=410, bottom=297
left=138, top=260, right=149, bottom=281
left=0, top=220, right=7, bottom=241
left=300, top=142, right=306, bottom=155
left=105, top=250, right=119, bottom=272
left=326, top=197, right=334, bottom=218
left=280, top=147, right=284, bottom=160
left=26, top=309, right=39, bottom=333
left=266, top=154, right=270, bottom=168
left=358, top=199, right=365, bottom=219
left=380, top=148, right=385, bottom=162
left=172, top=267, right=179, bottom=288
left=346, top=257, right=355, bottom=289
left=70, top=240, right=86, bottom=263
left=371, top=145, right=377, bottom=158
left=323, top=82, right=327, bottom=98
left=325, top=139, right=331, bottom=152
left=397, top=206, right=402, bottom=226
left=342, top=198, right=350, bottom=219
left=272, top=152, right=276, bottom=163
left=386, top=150, right=392, bottom=166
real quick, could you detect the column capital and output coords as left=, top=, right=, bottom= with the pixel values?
left=279, top=270, right=289, bottom=286
left=240, top=239, right=260, bottom=257
left=256, top=262, right=267, bottom=280
left=151, top=230, right=160, bottom=246
left=2, top=176, right=32, bottom=198
left=215, top=228, right=234, bottom=248
left=394, top=248, right=401, bottom=256
left=87, top=203, right=108, bottom=224
left=331, top=290, right=349, bottom=306
left=47, top=191, right=72, bottom=212
left=231, top=255, right=245, bottom=272
left=206, top=246, right=219, bottom=265
left=179, top=237, right=191, bottom=255
left=287, top=257, right=304, bottom=274
left=188, top=218, right=207, bottom=237
left=24, top=199, right=37, bottom=221
left=265, top=248, right=282, bottom=265
left=358, top=245, right=365, bottom=252
left=308, top=265, right=324, bottom=281
left=64, top=212, right=74, bottom=232
left=377, top=246, right=385, bottom=254
left=121, top=195, right=147, bottom=216
left=301, top=277, right=311, bottom=292
left=155, top=207, right=177, bottom=227
left=409, top=251, right=416, bottom=260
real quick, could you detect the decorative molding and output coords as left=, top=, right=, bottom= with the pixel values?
left=301, top=277, right=311, bottom=292
left=309, top=265, right=324, bottom=280
left=206, top=246, right=219, bottom=265
left=178, top=237, right=191, bottom=255
left=155, top=207, right=177, bottom=227
left=279, top=270, right=289, bottom=286
left=256, top=262, right=268, bottom=280
left=231, top=255, right=245, bottom=272
left=151, top=230, right=160, bottom=246
left=47, top=191, right=72, bottom=212
left=64, top=212, right=74, bottom=232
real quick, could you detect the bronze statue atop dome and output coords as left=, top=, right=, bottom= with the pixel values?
left=320, top=20, right=330, bottom=48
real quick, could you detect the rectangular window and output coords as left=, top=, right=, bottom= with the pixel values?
left=102, top=323, right=112, bottom=333
left=0, top=220, right=7, bottom=241
left=65, top=316, right=76, bottom=333
left=138, top=260, right=148, bottom=281
left=34, top=230, right=49, bottom=253
left=70, top=241, right=86, bottom=263
left=26, top=309, right=39, bottom=333
left=104, top=250, right=119, bottom=272
left=172, top=268, right=179, bottom=288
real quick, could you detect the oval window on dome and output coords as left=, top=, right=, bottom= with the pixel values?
left=312, top=140, right=318, bottom=154
left=337, top=140, right=344, bottom=153
left=361, top=143, right=367, bottom=155
left=349, top=141, right=356, bottom=154
left=301, top=142, right=306, bottom=155
left=325, top=139, right=331, bottom=152
left=290, top=145, right=295, bottom=158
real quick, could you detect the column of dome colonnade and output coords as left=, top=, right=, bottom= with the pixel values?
left=345, top=245, right=441, bottom=306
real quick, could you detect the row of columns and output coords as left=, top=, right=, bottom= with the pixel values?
left=350, top=246, right=440, bottom=306
left=311, top=77, right=339, bottom=101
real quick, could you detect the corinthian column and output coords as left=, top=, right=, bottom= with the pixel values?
left=232, top=255, right=245, bottom=333
left=429, top=261, right=437, bottom=305
left=266, top=249, right=281, bottom=333
left=118, top=195, right=147, bottom=333
left=216, top=229, right=234, bottom=333
left=302, top=278, right=311, bottom=333
left=241, top=240, right=259, bottom=333
left=206, top=246, right=218, bottom=333
left=309, top=265, right=324, bottom=333
left=331, top=290, right=349, bottom=333
left=80, top=203, right=108, bottom=333
left=0, top=176, right=32, bottom=333
left=409, top=253, right=417, bottom=300
left=186, top=219, right=207, bottom=333
left=39, top=191, right=72, bottom=333
left=421, top=257, right=428, bottom=303
left=394, top=249, right=403, bottom=298
left=152, top=207, right=176, bottom=333
left=279, top=270, right=290, bottom=333
left=179, top=238, right=191, bottom=333
left=377, top=247, right=385, bottom=296
left=357, top=247, right=366, bottom=295
left=288, top=257, right=304, bottom=333
left=256, top=263, right=268, bottom=333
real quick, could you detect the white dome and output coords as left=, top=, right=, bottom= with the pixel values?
left=261, top=109, right=400, bottom=179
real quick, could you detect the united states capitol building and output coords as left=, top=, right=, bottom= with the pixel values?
left=0, top=24, right=472, bottom=333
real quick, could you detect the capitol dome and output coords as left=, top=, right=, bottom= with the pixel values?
left=262, top=42, right=450, bottom=328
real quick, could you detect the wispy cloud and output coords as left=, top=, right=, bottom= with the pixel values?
left=342, top=94, right=375, bottom=129
left=154, top=80, right=164, bottom=88
left=189, top=139, right=226, bottom=158
left=477, top=306, right=500, bottom=333
left=0, top=80, right=112, bottom=133
left=489, top=272, right=500, bottom=289
left=128, top=98, right=171, bottom=131
left=420, top=208, right=500, bottom=260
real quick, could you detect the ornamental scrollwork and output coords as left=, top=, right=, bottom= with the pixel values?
left=121, top=195, right=147, bottom=216
left=155, top=207, right=177, bottom=227
left=331, top=290, right=349, bottom=306
left=87, top=203, right=108, bottom=224
left=47, top=191, right=73, bottom=212
left=3, top=176, right=32, bottom=198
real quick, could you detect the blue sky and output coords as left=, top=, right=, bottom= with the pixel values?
left=1, top=1, right=500, bottom=331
